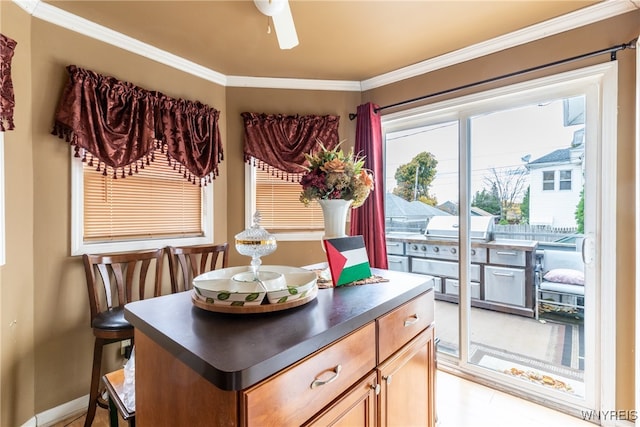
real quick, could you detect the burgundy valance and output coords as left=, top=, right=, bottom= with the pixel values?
left=241, top=112, right=339, bottom=181
left=0, top=33, right=17, bottom=131
left=52, top=65, right=223, bottom=185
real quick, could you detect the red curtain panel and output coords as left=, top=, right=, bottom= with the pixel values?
left=349, top=103, right=388, bottom=269
left=0, top=33, right=17, bottom=131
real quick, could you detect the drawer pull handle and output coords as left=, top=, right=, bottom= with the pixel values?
left=404, top=315, right=420, bottom=327
left=493, top=272, right=515, bottom=277
left=310, top=365, right=342, bottom=389
left=383, top=375, right=392, bottom=385
left=496, top=251, right=517, bottom=256
left=371, top=383, right=381, bottom=394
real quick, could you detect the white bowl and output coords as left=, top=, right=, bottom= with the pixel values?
left=265, top=271, right=318, bottom=304
left=193, top=273, right=266, bottom=306
left=192, top=266, right=316, bottom=306
left=231, top=270, right=286, bottom=291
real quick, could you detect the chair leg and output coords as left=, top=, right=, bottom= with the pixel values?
left=108, top=397, right=119, bottom=427
left=84, top=338, right=105, bottom=427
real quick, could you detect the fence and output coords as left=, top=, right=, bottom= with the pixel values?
left=493, top=224, right=580, bottom=245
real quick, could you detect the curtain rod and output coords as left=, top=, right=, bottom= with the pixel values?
left=349, top=38, right=637, bottom=121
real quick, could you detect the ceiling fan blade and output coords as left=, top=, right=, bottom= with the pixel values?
left=272, top=1, right=298, bottom=50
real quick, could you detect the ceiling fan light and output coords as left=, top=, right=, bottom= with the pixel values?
left=254, top=0, right=286, bottom=17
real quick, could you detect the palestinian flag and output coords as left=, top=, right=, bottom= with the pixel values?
left=324, top=236, right=372, bottom=286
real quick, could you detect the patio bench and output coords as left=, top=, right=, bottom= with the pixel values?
left=536, top=249, right=585, bottom=319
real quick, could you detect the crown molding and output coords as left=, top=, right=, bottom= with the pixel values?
left=12, top=0, right=228, bottom=86
left=360, top=0, right=638, bottom=91
left=226, top=75, right=361, bottom=91
left=12, top=0, right=637, bottom=92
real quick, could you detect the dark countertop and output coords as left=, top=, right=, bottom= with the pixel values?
left=124, top=268, right=434, bottom=392
left=386, top=235, right=538, bottom=251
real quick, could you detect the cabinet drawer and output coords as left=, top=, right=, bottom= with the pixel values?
left=484, top=266, right=526, bottom=306
left=489, top=248, right=526, bottom=267
left=377, top=291, right=434, bottom=363
left=411, top=258, right=480, bottom=282
left=444, top=279, right=480, bottom=299
left=387, top=255, right=409, bottom=272
left=386, top=241, right=405, bottom=255
left=242, top=323, right=376, bottom=427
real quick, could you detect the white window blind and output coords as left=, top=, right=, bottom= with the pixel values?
left=254, top=166, right=324, bottom=232
left=83, top=159, right=203, bottom=242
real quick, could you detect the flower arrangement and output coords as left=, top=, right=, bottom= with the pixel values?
left=299, top=141, right=374, bottom=208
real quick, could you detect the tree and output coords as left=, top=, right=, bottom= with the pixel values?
left=471, top=185, right=501, bottom=216
left=575, top=189, right=584, bottom=233
left=520, top=186, right=530, bottom=224
left=392, top=152, right=438, bottom=204
left=483, top=167, right=528, bottom=221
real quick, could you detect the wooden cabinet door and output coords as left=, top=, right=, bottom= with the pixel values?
left=303, top=372, right=377, bottom=427
left=377, top=326, right=435, bottom=427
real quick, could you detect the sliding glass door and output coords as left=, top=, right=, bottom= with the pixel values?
left=467, top=97, right=587, bottom=398
left=385, top=119, right=460, bottom=357
left=383, top=63, right=617, bottom=414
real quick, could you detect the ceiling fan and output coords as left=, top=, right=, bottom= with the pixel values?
left=254, top=0, right=299, bottom=50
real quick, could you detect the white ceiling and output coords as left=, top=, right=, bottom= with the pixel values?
left=28, top=1, right=637, bottom=87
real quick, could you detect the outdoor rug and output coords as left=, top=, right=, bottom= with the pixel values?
left=468, top=337, right=585, bottom=396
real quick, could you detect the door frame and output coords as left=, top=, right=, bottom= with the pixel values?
left=382, top=61, right=618, bottom=416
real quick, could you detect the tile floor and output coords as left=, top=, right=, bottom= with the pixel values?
left=437, top=370, right=594, bottom=427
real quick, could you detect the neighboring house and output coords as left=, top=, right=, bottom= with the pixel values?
left=386, top=193, right=450, bottom=233
left=526, top=128, right=584, bottom=228
left=437, top=200, right=458, bottom=215
left=436, top=202, right=495, bottom=218
left=471, top=206, right=495, bottom=217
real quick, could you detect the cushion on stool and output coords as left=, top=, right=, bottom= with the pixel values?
left=92, top=307, right=133, bottom=330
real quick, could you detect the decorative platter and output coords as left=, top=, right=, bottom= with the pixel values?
left=190, top=265, right=319, bottom=314
left=191, top=285, right=318, bottom=314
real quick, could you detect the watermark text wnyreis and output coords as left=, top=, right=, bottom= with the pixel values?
left=581, top=410, right=637, bottom=422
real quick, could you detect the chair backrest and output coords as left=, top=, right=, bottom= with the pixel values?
left=166, top=243, right=229, bottom=293
left=83, top=248, right=164, bottom=323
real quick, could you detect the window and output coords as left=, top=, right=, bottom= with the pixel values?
left=246, top=161, right=324, bottom=240
left=72, top=154, right=213, bottom=255
left=559, top=170, right=572, bottom=190
left=542, top=171, right=555, bottom=191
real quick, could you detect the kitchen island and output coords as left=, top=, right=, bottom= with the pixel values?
left=125, top=268, right=436, bottom=427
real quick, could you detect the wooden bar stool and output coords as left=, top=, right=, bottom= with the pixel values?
left=83, top=249, right=163, bottom=427
left=166, top=243, right=229, bottom=292
left=102, top=368, right=135, bottom=427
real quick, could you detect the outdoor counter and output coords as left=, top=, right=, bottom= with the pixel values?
left=386, top=234, right=538, bottom=251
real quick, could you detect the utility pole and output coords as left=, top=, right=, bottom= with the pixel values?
left=413, top=166, right=420, bottom=201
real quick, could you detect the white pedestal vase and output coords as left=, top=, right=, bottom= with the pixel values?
left=318, top=199, right=352, bottom=284
left=318, top=199, right=353, bottom=239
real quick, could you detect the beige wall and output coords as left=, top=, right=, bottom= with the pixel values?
left=0, top=4, right=636, bottom=425
left=29, top=17, right=229, bottom=417
left=1, top=3, right=35, bottom=426
left=363, top=11, right=639, bottom=412
left=225, top=87, right=360, bottom=268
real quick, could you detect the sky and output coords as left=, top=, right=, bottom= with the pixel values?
left=384, top=99, right=583, bottom=204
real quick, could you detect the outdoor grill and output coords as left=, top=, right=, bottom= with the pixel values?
left=424, top=215, right=494, bottom=242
